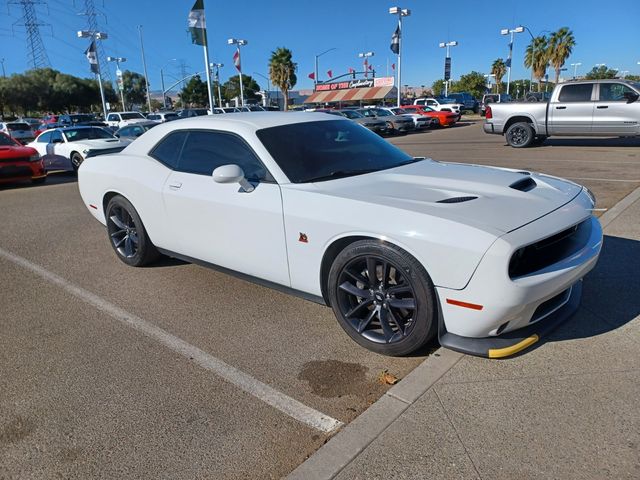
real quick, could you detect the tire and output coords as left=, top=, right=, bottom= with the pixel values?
left=532, top=135, right=548, bottom=146
left=71, top=152, right=84, bottom=170
left=385, top=121, right=396, bottom=135
left=105, top=195, right=160, bottom=267
left=505, top=122, right=535, bottom=148
left=327, top=240, right=437, bottom=356
left=31, top=176, right=46, bottom=184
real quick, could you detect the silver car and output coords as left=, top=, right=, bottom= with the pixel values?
left=0, top=121, right=35, bottom=144
left=357, top=108, right=415, bottom=134
left=329, top=109, right=389, bottom=135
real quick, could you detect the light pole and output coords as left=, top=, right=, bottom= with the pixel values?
left=484, top=73, right=496, bottom=93
left=107, top=56, right=126, bottom=111
left=137, top=26, right=152, bottom=113
left=160, top=58, right=177, bottom=109
left=253, top=71, right=270, bottom=107
left=315, top=47, right=336, bottom=87
left=389, top=6, right=411, bottom=107
left=570, top=62, right=582, bottom=79
left=500, top=26, right=524, bottom=95
left=78, top=30, right=108, bottom=120
left=358, top=51, right=374, bottom=77
left=228, top=38, right=247, bottom=107
left=438, top=40, right=458, bottom=96
left=211, top=63, right=224, bottom=107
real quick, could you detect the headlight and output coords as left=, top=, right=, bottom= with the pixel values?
left=584, top=187, right=596, bottom=207
left=29, top=153, right=40, bottom=162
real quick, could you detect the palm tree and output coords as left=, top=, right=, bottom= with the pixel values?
left=268, top=47, right=297, bottom=111
left=524, top=35, right=549, bottom=92
left=548, top=27, right=576, bottom=85
left=491, top=58, right=507, bottom=93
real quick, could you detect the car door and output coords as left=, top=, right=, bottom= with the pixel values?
left=44, top=130, right=72, bottom=170
left=31, top=130, right=51, bottom=157
left=162, top=129, right=290, bottom=286
left=548, top=83, right=595, bottom=135
left=592, top=82, right=640, bottom=135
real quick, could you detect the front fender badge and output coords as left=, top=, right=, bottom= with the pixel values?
left=298, top=233, right=308, bottom=243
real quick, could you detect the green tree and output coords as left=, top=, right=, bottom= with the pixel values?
left=524, top=35, right=549, bottom=92
left=548, top=27, right=576, bottom=85
left=584, top=65, right=619, bottom=80
left=268, top=47, right=297, bottom=110
left=431, top=79, right=445, bottom=96
left=122, top=70, right=148, bottom=109
left=451, top=71, right=487, bottom=99
left=222, top=75, right=260, bottom=103
left=491, top=59, right=507, bottom=93
left=179, top=75, right=209, bottom=107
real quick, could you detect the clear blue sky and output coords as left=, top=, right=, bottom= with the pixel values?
left=1, top=0, right=639, bottom=92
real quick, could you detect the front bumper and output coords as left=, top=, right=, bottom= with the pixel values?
left=435, top=194, right=602, bottom=358
left=0, top=159, right=46, bottom=183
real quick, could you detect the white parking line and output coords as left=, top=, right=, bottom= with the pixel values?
left=0, top=246, right=343, bottom=434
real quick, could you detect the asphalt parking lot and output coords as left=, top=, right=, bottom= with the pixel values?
left=1, top=120, right=639, bottom=479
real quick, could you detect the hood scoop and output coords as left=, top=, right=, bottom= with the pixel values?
left=509, top=177, right=537, bottom=192
left=436, top=196, right=478, bottom=204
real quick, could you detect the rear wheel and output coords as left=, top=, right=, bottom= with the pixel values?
left=505, top=122, right=535, bottom=148
left=106, top=195, right=159, bottom=267
left=328, top=240, right=437, bottom=356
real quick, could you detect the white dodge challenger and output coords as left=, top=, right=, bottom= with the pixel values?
left=78, top=113, right=602, bottom=358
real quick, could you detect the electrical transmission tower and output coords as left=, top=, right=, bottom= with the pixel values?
left=78, top=0, right=112, bottom=84
left=9, top=0, right=51, bottom=69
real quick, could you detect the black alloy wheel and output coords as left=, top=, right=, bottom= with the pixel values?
left=71, top=152, right=84, bottom=170
left=106, top=195, right=159, bottom=267
left=328, top=240, right=437, bottom=356
left=505, top=122, right=534, bottom=148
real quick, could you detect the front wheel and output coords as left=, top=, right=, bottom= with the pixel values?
left=505, top=122, right=535, bottom=148
left=328, top=240, right=437, bottom=356
left=106, top=195, right=159, bottom=267
left=71, top=152, right=84, bottom=170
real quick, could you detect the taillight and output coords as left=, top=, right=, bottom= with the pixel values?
left=485, top=106, right=492, bottom=119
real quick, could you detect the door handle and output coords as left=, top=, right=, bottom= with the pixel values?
left=596, top=105, right=608, bottom=109
left=168, top=182, right=182, bottom=190
left=555, top=106, right=567, bottom=110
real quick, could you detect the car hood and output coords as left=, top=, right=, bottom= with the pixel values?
left=305, top=159, right=583, bottom=234
left=0, top=145, right=37, bottom=158
left=73, top=138, right=130, bottom=149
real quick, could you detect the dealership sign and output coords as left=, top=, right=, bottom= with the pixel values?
left=315, top=76, right=395, bottom=92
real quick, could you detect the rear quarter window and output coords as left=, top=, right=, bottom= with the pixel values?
left=558, top=84, right=593, bottom=102
left=149, top=131, right=188, bottom=169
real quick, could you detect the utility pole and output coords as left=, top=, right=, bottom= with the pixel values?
left=79, top=0, right=112, bottom=85
left=389, top=6, right=411, bottom=107
left=9, top=0, right=51, bottom=69
left=78, top=30, right=108, bottom=120
left=138, top=25, right=152, bottom=112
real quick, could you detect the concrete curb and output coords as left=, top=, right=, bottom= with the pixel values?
left=286, top=348, right=463, bottom=480
left=597, top=185, right=640, bottom=229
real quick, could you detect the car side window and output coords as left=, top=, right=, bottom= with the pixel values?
left=177, top=131, right=268, bottom=181
left=107, top=114, right=117, bottom=122
left=119, top=127, right=131, bottom=137
left=133, top=126, right=144, bottom=136
left=558, top=84, right=593, bottom=102
left=50, top=130, right=63, bottom=143
left=599, top=83, right=635, bottom=101
left=37, top=131, right=52, bottom=143
left=149, top=131, right=188, bottom=169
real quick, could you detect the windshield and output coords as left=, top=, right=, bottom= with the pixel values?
left=7, top=123, right=31, bottom=131
left=0, top=134, right=18, bottom=146
left=366, top=109, right=391, bottom=117
left=256, top=120, right=417, bottom=183
left=63, top=128, right=115, bottom=141
left=339, top=110, right=364, bottom=119
left=392, top=108, right=409, bottom=114
left=121, top=112, right=145, bottom=120
left=69, top=114, right=94, bottom=123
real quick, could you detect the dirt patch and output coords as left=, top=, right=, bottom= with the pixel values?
left=0, top=416, right=35, bottom=443
left=298, top=360, right=376, bottom=398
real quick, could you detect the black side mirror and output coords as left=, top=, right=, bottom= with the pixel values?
left=623, top=91, right=639, bottom=104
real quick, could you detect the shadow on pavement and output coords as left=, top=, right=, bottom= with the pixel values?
left=0, top=171, right=77, bottom=191
left=541, top=137, right=640, bottom=148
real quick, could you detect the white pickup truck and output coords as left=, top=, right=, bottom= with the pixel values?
left=483, top=79, right=640, bottom=147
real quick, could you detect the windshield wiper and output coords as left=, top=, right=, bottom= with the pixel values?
left=305, top=168, right=379, bottom=183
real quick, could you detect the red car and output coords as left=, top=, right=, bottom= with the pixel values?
left=401, top=105, right=459, bottom=127
left=0, top=132, right=46, bottom=185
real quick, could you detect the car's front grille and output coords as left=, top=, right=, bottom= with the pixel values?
left=508, top=219, right=592, bottom=279
left=530, top=287, right=572, bottom=323
left=0, top=156, right=29, bottom=163
left=0, top=165, right=32, bottom=178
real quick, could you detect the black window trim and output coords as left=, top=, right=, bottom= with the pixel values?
left=148, top=128, right=276, bottom=183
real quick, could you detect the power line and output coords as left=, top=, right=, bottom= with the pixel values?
left=8, top=0, right=51, bottom=69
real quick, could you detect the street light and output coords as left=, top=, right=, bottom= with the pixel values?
left=314, top=47, right=336, bottom=86
left=389, top=6, right=410, bottom=107
left=438, top=40, right=458, bottom=96
left=358, top=51, right=374, bottom=77
left=228, top=38, right=248, bottom=106
left=210, top=63, right=224, bottom=108
left=160, top=58, right=177, bottom=109
left=78, top=30, right=108, bottom=119
left=484, top=73, right=496, bottom=92
left=106, top=56, right=126, bottom=111
left=500, top=26, right=524, bottom=95
left=569, top=62, right=582, bottom=79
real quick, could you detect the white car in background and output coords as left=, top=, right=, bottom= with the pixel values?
left=381, top=107, right=435, bottom=129
left=0, top=121, right=35, bottom=144
left=414, top=97, right=463, bottom=114
left=28, top=126, right=131, bottom=170
left=146, top=112, right=179, bottom=123
left=106, top=111, right=148, bottom=129
left=78, top=113, right=602, bottom=358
